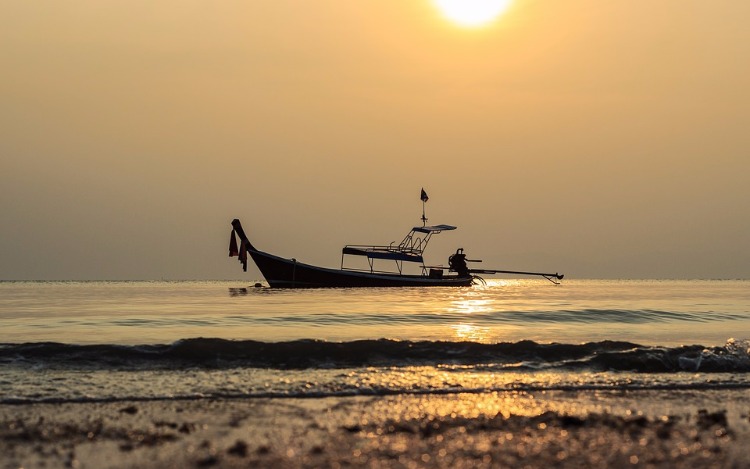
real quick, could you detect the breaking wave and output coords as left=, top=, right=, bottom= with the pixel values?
left=2, top=338, right=750, bottom=373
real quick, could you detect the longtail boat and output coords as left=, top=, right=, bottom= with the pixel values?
left=229, top=190, right=563, bottom=288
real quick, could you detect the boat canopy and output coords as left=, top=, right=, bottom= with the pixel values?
left=411, top=224, right=457, bottom=234
left=342, top=247, right=423, bottom=263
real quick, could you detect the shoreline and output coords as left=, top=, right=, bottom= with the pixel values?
left=3, top=390, right=748, bottom=468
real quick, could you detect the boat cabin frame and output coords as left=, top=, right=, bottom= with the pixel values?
left=341, top=224, right=456, bottom=276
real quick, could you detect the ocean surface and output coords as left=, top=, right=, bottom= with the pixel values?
left=1, top=279, right=750, bottom=404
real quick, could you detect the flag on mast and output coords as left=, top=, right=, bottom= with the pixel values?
left=420, top=188, right=429, bottom=202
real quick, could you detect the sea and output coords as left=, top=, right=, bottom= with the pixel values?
left=1, top=279, right=750, bottom=404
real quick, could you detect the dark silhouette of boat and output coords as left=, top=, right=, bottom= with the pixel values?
left=229, top=190, right=563, bottom=288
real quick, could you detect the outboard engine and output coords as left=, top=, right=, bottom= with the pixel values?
left=448, top=248, right=470, bottom=276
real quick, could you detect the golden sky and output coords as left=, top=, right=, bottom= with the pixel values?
left=1, top=0, right=748, bottom=279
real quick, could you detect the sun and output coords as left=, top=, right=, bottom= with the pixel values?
left=433, top=0, right=513, bottom=27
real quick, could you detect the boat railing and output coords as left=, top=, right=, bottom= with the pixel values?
left=397, top=233, right=427, bottom=253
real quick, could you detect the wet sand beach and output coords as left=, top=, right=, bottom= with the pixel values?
left=3, top=390, right=749, bottom=468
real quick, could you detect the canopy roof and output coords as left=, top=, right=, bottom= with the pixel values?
left=411, top=224, right=457, bottom=234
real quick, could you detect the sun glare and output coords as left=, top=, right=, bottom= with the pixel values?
left=433, top=0, right=513, bottom=27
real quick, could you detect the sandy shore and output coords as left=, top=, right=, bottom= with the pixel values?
left=2, top=390, right=749, bottom=468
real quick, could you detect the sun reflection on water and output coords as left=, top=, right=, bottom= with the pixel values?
left=444, top=280, right=525, bottom=342
left=452, top=323, right=491, bottom=342
left=449, top=297, right=493, bottom=315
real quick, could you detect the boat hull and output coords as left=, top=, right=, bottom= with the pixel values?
left=250, top=249, right=473, bottom=288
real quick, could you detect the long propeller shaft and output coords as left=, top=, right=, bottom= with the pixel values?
left=468, top=269, right=564, bottom=284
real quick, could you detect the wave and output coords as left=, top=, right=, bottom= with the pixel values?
left=6, top=381, right=750, bottom=406
left=2, top=338, right=749, bottom=373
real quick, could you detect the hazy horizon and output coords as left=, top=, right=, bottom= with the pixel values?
left=2, top=1, right=748, bottom=281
